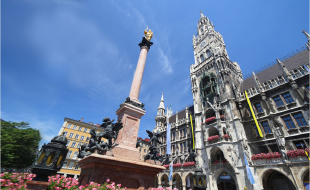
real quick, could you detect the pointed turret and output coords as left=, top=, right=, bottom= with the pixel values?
left=302, top=30, right=310, bottom=49
left=154, top=93, right=166, bottom=131
left=252, top=71, right=263, bottom=90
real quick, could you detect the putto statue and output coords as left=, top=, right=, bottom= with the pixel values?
left=144, top=130, right=164, bottom=161
left=144, top=27, right=153, bottom=41
left=78, top=117, right=123, bottom=158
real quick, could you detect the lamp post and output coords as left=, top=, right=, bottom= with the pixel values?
left=193, top=167, right=207, bottom=190
left=31, top=133, right=69, bottom=182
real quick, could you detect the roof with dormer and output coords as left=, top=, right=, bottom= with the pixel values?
left=168, top=105, right=194, bottom=124
left=240, top=48, right=309, bottom=92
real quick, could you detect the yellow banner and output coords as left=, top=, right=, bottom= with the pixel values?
left=190, top=114, right=195, bottom=150
left=245, top=91, right=263, bottom=137
left=305, top=150, right=310, bottom=161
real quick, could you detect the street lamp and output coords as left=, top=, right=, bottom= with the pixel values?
left=31, top=133, right=69, bottom=181
left=193, top=167, right=207, bottom=190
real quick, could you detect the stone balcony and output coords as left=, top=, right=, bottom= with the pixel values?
left=251, top=156, right=309, bottom=166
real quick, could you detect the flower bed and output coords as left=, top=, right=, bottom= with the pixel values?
left=1, top=173, right=127, bottom=190
left=223, top=134, right=230, bottom=139
left=0, top=172, right=34, bottom=189
left=183, top=162, right=195, bottom=167
left=207, top=135, right=219, bottom=142
left=287, top=149, right=309, bottom=158
left=251, top=152, right=282, bottom=160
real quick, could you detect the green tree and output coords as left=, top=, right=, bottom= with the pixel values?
left=1, top=120, right=41, bottom=169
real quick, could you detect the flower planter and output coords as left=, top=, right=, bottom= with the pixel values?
left=251, top=152, right=282, bottom=160
left=183, top=162, right=195, bottom=167
left=207, top=135, right=219, bottom=142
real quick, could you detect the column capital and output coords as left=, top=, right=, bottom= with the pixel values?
left=139, top=37, right=153, bottom=49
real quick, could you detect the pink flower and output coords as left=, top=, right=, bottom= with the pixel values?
left=107, top=179, right=110, bottom=182
left=117, top=184, right=121, bottom=187
left=98, top=184, right=101, bottom=187
left=90, top=182, right=94, bottom=185
left=92, top=188, right=97, bottom=190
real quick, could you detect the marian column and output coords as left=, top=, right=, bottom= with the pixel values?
left=114, top=29, right=153, bottom=161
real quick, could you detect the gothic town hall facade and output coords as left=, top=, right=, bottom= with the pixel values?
left=153, top=12, right=309, bottom=190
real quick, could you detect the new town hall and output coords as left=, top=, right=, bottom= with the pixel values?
left=152, top=12, right=310, bottom=190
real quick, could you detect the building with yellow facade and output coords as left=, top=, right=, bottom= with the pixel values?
left=57, top=117, right=106, bottom=178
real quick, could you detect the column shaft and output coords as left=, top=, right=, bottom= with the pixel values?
left=129, top=46, right=149, bottom=102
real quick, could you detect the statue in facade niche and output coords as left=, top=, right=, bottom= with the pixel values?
left=78, top=117, right=123, bottom=158
left=144, top=130, right=164, bottom=161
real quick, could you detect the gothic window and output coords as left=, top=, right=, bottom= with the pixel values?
left=206, top=50, right=211, bottom=57
left=293, top=140, right=308, bottom=149
left=200, top=54, right=205, bottom=62
left=293, top=113, right=307, bottom=127
left=268, top=144, right=279, bottom=152
left=282, top=116, right=296, bottom=129
left=254, top=103, right=263, bottom=113
left=247, top=107, right=252, bottom=116
left=180, top=143, right=183, bottom=152
left=273, top=96, right=284, bottom=107
left=261, top=121, right=272, bottom=134
left=253, top=125, right=259, bottom=136
left=282, top=92, right=294, bottom=104
left=259, top=146, right=269, bottom=153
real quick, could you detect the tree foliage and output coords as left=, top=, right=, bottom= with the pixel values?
left=1, top=120, right=41, bottom=169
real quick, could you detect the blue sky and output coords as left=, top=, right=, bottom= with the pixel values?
left=2, top=0, right=309, bottom=146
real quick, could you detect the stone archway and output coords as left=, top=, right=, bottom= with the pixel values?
left=302, top=169, right=309, bottom=190
left=184, top=173, right=194, bottom=190
left=172, top=173, right=182, bottom=190
left=155, top=176, right=158, bottom=188
left=216, top=171, right=237, bottom=190
left=262, top=169, right=296, bottom=190
left=161, top=174, right=169, bottom=188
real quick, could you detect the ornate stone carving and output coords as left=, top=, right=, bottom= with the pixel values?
left=78, top=118, right=123, bottom=158
left=144, top=130, right=164, bottom=161
left=120, top=97, right=145, bottom=109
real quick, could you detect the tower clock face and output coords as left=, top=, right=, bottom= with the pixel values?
left=200, top=41, right=205, bottom=48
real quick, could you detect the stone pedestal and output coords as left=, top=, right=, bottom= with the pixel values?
left=78, top=153, right=165, bottom=190
left=26, top=181, right=50, bottom=190
left=113, top=103, right=146, bottom=161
